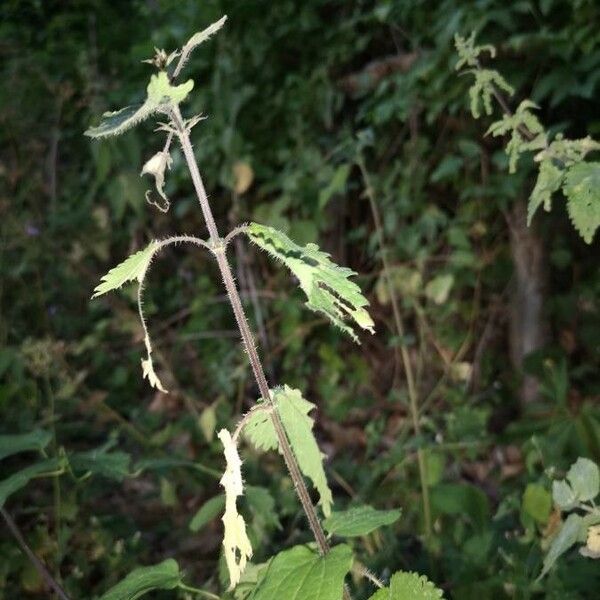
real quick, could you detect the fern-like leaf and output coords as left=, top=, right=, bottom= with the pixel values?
left=246, top=223, right=374, bottom=342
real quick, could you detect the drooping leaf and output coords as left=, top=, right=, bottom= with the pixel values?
left=0, top=458, right=64, bottom=507
left=528, top=160, right=564, bottom=224
left=563, top=162, right=600, bottom=243
left=244, top=386, right=333, bottom=517
left=92, top=242, right=159, bottom=297
left=539, top=513, right=585, bottom=579
left=0, top=430, right=52, bottom=461
left=97, top=559, right=182, bottom=600
left=566, top=457, right=599, bottom=502
left=246, top=223, right=374, bottom=342
left=85, top=72, right=194, bottom=138
left=218, top=429, right=253, bottom=589
left=324, top=505, right=401, bottom=537
left=141, top=150, right=172, bottom=211
left=368, top=571, right=445, bottom=600
left=189, top=495, right=225, bottom=532
left=250, top=544, right=352, bottom=600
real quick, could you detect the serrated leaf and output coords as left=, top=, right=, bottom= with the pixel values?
left=176, top=16, right=228, bottom=76
left=84, top=103, right=158, bottom=139
left=251, top=544, right=352, bottom=600
left=246, top=223, right=374, bottom=342
left=0, top=430, right=52, bottom=461
left=98, top=559, right=182, bottom=600
left=244, top=386, right=333, bottom=517
left=528, top=160, right=564, bottom=224
left=539, top=513, right=584, bottom=579
left=189, top=495, right=225, bottom=532
left=219, top=429, right=253, bottom=589
left=368, top=571, right=445, bottom=600
left=567, top=457, right=599, bottom=502
left=324, top=505, right=401, bottom=537
left=563, top=162, right=600, bottom=243
left=93, top=242, right=159, bottom=297
left=245, top=485, right=281, bottom=531
left=70, top=447, right=131, bottom=481
left=85, top=72, right=194, bottom=138
left=0, top=458, right=64, bottom=507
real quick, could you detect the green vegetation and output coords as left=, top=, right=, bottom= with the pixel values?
left=1, top=1, right=599, bottom=598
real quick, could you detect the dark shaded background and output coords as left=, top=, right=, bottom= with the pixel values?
left=1, top=0, right=599, bottom=598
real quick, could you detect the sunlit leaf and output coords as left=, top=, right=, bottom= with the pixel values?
left=85, top=72, right=194, bottom=138
left=246, top=223, right=374, bottom=342
left=368, top=571, right=445, bottom=600
left=219, top=429, right=253, bottom=589
left=539, top=513, right=584, bottom=579
left=528, top=159, right=564, bottom=224
left=251, top=544, right=352, bottom=600
left=563, top=162, right=600, bottom=243
left=566, top=457, right=599, bottom=502
left=92, top=242, right=159, bottom=297
left=244, top=386, right=333, bottom=517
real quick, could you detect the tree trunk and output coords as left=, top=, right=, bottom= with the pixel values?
left=506, top=199, right=547, bottom=404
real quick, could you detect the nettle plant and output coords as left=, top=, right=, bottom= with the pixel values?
left=455, top=32, right=600, bottom=244
left=83, top=17, right=444, bottom=600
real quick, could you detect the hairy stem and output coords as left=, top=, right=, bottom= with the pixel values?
left=171, top=106, right=332, bottom=556
left=1, top=507, right=71, bottom=600
left=357, top=154, right=432, bottom=539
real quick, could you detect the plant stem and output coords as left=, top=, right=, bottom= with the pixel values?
left=357, top=154, right=432, bottom=539
left=171, top=106, right=331, bottom=556
left=0, top=507, right=71, bottom=600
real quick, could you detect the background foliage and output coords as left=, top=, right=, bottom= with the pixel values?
left=1, top=0, right=599, bottom=598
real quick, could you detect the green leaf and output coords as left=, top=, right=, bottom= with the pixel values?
left=563, top=162, right=600, bottom=243
left=189, top=495, right=225, bottom=532
left=98, top=559, right=182, bottom=600
left=567, top=457, right=599, bottom=502
left=70, top=448, right=131, bottom=481
left=0, top=458, right=64, bottom=507
left=251, top=544, right=352, bottom=600
left=424, top=274, right=454, bottom=305
left=246, top=485, right=281, bottom=531
left=0, top=430, right=52, bottom=461
left=522, top=483, right=552, bottom=524
left=539, top=513, right=584, bottom=579
left=323, top=505, right=401, bottom=537
left=244, top=386, right=333, bottom=517
left=93, top=241, right=159, bottom=297
left=368, top=571, right=445, bottom=600
left=85, top=72, right=194, bottom=138
left=246, top=223, right=374, bottom=342
left=552, top=480, right=578, bottom=511
left=319, top=164, right=351, bottom=209
left=430, top=483, right=490, bottom=531
left=528, top=160, right=564, bottom=225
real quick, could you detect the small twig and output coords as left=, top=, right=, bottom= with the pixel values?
left=0, top=507, right=71, bottom=600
